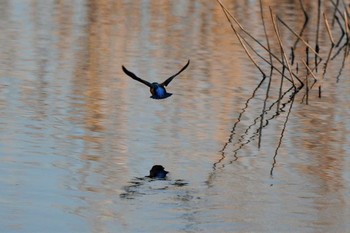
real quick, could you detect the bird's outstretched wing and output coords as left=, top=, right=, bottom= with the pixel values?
left=161, top=60, right=190, bottom=87
left=122, top=65, right=153, bottom=88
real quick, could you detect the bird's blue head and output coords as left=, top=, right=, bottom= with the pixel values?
left=148, top=165, right=169, bottom=179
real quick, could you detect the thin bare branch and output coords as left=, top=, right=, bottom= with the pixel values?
left=324, top=12, right=335, bottom=45
left=218, top=3, right=266, bottom=77
left=277, top=16, right=321, bottom=56
left=302, top=59, right=319, bottom=81
left=270, top=8, right=296, bottom=87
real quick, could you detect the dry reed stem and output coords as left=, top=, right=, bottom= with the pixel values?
left=324, top=13, right=335, bottom=45
left=343, top=0, right=350, bottom=19
left=216, top=0, right=245, bottom=30
left=302, top=59, right=319, bottom=82
left=218, top=2, right=266, bottom=77
left=344, top=10, right=349, bottom=40
left=277, top=17, right=321, bottom=56
left=270, top=8, right=296, bottom=87
left=217, top=0, right=286, bottom=69
left=217, top=0, right=302, bottom=85
left=259, top=0, right=273, bottom=67
left=218, top=1, right=296, bottom=83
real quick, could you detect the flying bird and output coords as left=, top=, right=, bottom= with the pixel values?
left=122, top=60, right=190, bottom=99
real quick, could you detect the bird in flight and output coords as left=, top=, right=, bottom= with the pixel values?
left=122, top=60, right=190, bottom=99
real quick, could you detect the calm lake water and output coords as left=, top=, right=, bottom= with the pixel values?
left=1, top=1, right=350, bottom=232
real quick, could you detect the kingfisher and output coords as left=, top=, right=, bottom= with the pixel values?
left=147, top=165, right=169, bottom=179
left=122, top=60, right=190, bottom=99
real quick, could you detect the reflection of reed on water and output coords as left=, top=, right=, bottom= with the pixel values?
left=212, top=0, right=350, bottom=175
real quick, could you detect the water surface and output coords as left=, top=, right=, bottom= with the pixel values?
left=1, top=1, right=350, bottom=232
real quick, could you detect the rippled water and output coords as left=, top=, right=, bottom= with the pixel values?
left=1, top=1, right=350, bottom=232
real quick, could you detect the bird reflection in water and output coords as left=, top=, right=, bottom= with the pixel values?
left=120, top=165, right=188, bottom=199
